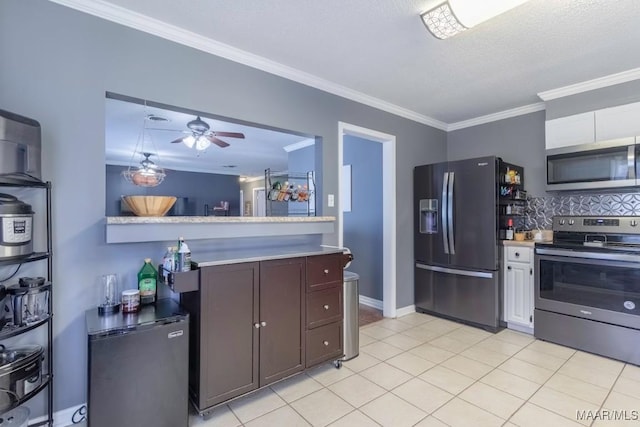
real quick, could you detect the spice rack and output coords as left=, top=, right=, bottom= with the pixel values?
left=264, top=169, right=316, bottom=217
left=498, top=162, right=527, bottom=240
left=0, top=176, right=53, bottom=426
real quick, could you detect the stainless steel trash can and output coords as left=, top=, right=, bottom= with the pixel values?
left=342, top=271, right=359, bottom=361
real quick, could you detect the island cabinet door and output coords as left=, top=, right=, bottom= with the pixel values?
left=259, top=257, right=306, bottom=386
left=199, top=262, right=260, bottom=408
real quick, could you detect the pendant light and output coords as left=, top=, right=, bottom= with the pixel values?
left=122, top=104, right=166, bottom=187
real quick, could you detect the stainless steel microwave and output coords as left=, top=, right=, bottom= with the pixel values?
left=546, top=137, right=638, bottom=191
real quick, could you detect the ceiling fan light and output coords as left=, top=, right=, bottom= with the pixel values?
left=183, top=135, right=196, bottom=148
left=195, top=136, right=211, bottom=151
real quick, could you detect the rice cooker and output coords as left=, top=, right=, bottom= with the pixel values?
left=0, top=194, right=33, bottom=260
left=0, top=345, right=43, bottom=413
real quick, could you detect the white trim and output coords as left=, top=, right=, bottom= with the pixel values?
left=538, top=67, right=640, bottom=101
left=48, top=0, right=447, bottom=131
left=395, top=304, right=416, bottom=318
left=359, top=295, right=383, bottom=310
left=339, top=122, right=397, bottom=318
left=506, top=323, right=534, bottom=335
left=30, top=403, right=86, bottom=427
left=447, top=102, right=546, bottom=131
left=283, top=139, right=315, bottom=153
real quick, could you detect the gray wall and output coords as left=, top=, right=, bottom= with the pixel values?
left=0, top=0, right=446, bottom=412
left=546, top=80, right=640, bottom=120
left=447, top=111, right=546, bottom=197
left=106, top=165, right=241, bottom=216
left=343, top=135, right=383, bottom=301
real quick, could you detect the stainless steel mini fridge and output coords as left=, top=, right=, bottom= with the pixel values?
left=86, top=298, right=189, bottom=427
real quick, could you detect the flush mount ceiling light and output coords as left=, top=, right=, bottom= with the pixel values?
left=420, top=0, right=530, bottom=39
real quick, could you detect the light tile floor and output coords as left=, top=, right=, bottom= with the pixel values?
left=190, top=312, right=640, bottom=427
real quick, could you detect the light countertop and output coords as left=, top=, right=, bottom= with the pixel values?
left=105, top=216, right=336, bottom=243
left=501, top=240, right=551, bottom=247
left=106, top=216, right=336, bottom=224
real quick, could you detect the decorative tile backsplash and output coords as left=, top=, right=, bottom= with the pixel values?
left=526, top=192, right=640, bottom=229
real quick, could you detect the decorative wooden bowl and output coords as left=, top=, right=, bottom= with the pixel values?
left=122, top=196, right=177, bottom=217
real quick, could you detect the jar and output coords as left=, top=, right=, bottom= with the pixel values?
left=121, top=289, right=140, bottom=313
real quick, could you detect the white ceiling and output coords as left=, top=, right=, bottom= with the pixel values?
left=105, top=97, right=312, bottom=177
left=56, top=0, right=640, bottom=127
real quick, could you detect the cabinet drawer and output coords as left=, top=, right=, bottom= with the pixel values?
left=506, top=247, right=531, bottom=263
left=307, top=254, right=343, bottom=291
left=305, top=322, right=343, bottom=368
left=307, top=287, right=342, bottom=329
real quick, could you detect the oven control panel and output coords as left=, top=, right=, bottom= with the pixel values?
left=583, top=218, right=619, bottom=226
left=553, top=216, right=640, bottom=234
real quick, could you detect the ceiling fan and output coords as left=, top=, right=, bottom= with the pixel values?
left=167, top=116, right=245, bottom=151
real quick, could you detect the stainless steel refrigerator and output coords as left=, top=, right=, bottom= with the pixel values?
left=414, top=156, right=504, bottom=330
left=86, top=298, right=189, bottom=427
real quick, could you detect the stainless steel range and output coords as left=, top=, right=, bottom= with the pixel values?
left=535, top=215, right=640, bottom=365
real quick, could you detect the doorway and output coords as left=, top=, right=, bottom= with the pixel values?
left=338, top=123, right=396, bottom=318
left=253, top=188, right=266, bottom=217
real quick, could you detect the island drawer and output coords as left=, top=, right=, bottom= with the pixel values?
left=306, top=254, right=343, bottom=292
left=305, top=322, right=343, bottom=368
left=306, top=287, right=343, bottom=329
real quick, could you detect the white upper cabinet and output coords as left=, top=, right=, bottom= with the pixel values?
left=595, top=102, right=640, bottom=141
left=545, top=111, right=595, bottom=150
left=546, top=101, right=640, bottom=150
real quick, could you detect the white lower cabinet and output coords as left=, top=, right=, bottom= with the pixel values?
left=503, top=246, right=534, bottom=333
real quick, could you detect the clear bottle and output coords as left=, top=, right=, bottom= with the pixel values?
left=177, top=237, right=192, bottom=272
left=138, top=258, right=158, bottom=305
left=162, top=246, right=174, bottom=281
left=506, top=219, right=514, bottom=240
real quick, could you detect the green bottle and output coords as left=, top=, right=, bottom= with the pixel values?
left=138, top=258, right=158, bottom=305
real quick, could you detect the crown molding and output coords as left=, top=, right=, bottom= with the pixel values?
left=538, top=67, right=640, bottom=101
left=48, top=0, right=448, bottom=131
left=283, top=139, right=315, bottom=153
left=447, top=102, right=545, bottom=131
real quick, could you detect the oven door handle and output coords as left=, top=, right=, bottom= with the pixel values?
left=536, top=247, right=640, bottom=263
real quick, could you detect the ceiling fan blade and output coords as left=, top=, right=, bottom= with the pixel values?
left=212, top=131, right=245, bottom=139
left=207, top=136, right=230, bottom=148
left=169, top=137, right=185, bottom=144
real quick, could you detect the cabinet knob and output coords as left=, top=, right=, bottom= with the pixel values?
left=507, top=266, right=512, bottom=270
left=323, top=269, right=329, bottom=274
left=515, top=252, right=520, bottom=257
left=261, top=321, right=267, bottom=327
left=323, top=304, right=330, bottom=310
left=323, top=340, right=329, bottom=346
left=254, top=323, right=260, bottom=329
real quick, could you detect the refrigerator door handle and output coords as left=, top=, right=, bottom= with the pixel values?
left=442, top=172, right=449, bottom=254
left=448, top=172, right=455, bottom=255
left=416, top=263, right=494, bottom=279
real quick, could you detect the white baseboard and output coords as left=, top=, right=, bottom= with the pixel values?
left=359, top=295, right=383, bottom=310
left=506, top=323, right=534, bottom=335
left=30, top=403, right=86, bottom=427
left=395, top=304, right=416, bottom=318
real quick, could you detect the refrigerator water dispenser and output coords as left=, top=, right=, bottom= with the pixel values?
left=419, top=199, right=438, bottom=234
